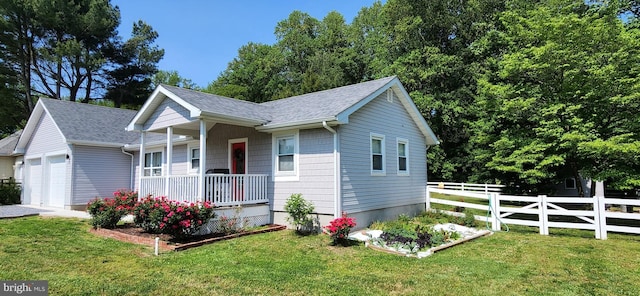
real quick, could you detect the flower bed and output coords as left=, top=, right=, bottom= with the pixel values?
left=90, top=223, right=287, bottom=252
left=353, top=224, right=492, bottom=258
left=350, top=211, right=493, bottom=258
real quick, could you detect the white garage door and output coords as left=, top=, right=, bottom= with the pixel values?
left=25, top=158, right=42, bottom=205
left=46, top=155, right=66, bottom=208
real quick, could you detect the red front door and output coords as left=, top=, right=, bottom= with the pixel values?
left=231, top=142, right=246, bottom=200
left=231, top=142, right=246, bottom=174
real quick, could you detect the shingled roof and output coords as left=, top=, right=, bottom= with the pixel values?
left=42, top=99, right=140, bottom=145
left=15, top=77, right=438, bottom=152
left=126, top=76, right=438, bottom=144
left=15, top=99, right=142, bottom=152
left=161, top=85, right=269, bottom=123
left=261, top=76, right=396, bottom=127
left=0, top=130, right=21, bottom=156
left=129, top=76, right=401, bottom=128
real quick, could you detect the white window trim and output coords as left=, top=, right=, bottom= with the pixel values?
left=370, top=133, right=386, bottom=176
left=397, top=138, right=410, bottom=176
left=272, top=131, right=299, bottom=182
left=143, top=149, right=163, bottom=177
left=187, top=142, right=200, bottom=174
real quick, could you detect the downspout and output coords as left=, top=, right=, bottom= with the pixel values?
left=323, top=121, right=341, bottom=218
left=121, top=147, right=134, bottom=190
left=425, top=145, right=431, bottom=210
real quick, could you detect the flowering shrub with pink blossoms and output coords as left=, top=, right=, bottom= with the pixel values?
left=87, top=190, right=138, bottom=229
left=132, top=196, right=215, bottom=238
left=324, top=212, right=356, bottom=246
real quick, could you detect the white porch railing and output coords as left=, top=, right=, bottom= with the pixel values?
left=139, top=174, right=269, bottom=206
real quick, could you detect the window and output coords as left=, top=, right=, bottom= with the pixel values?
left=397, top=138, right=409, bottom=175
left=277, top=136, right=295, bottom=172
left=273, top=132, right=298, bottom=180
left=189, top=147, right=200, bottom=172
left=371, top=133, right=385, bottom=175
left=565, top=178, right=576, bottom=189
left=144, top=151, right=162, bottom=176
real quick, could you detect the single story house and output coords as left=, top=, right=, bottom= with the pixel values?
left=17, top=76, right=439, bottom=228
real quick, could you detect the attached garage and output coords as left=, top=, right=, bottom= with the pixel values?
left=15, top=98, right=138, bottom=210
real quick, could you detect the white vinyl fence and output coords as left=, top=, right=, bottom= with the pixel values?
left=426, top=183, right=640, bottom=240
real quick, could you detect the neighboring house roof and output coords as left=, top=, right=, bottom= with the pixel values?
left=15, top=99, right=141, bottom=152
left=127, top=76, right=439, bottom=145
left=0, top=130, right=21, bottom=156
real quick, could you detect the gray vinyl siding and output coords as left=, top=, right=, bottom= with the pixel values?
left=24, top=113, right=68, bottom=157
left=144, top=97, right=192, bottom=131
left=339, top=91, right=428, bottom=214
left=272, top=128, right=335, bottom=215
left=72, top=145, right=133, bottom=205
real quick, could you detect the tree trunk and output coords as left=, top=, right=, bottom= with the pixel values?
left=83, top=72, right=92, bottom=103
left=56, top=32, right=62, bottom=100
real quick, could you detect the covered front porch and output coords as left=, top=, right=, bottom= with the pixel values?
left=127, top=85, right=275, bottom=209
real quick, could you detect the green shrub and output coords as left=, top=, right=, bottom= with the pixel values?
left=0, top=179, right=21, bottom=205
left=132, top=195, right=216, bottom=238
left=284, top=193, right=315, bottom=234
left=87, top=190, right=137, bottom=229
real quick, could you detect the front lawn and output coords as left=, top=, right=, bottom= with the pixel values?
left=1, top=217, right=639, bottom=295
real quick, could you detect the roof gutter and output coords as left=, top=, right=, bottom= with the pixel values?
left=257, top=117, right=339, bottom=132
left=323, top=121, right=341, bottom=218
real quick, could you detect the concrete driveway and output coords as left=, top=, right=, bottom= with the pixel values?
left=0, top=205, right=90, bottom=219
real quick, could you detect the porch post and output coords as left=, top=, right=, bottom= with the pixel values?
left=198, top=119, right=207, bottom=202
left=165, top=126, right=173, bottom=197
left=138, top=132, right=146, bottom=200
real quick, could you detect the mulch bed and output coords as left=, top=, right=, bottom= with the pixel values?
left=90, top=224, right=287, bottom=252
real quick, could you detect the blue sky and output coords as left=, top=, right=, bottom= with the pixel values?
left=112, top=1, right=381, bottom=88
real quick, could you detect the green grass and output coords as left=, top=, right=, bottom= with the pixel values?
left=1, top=217, right=640, bottom=295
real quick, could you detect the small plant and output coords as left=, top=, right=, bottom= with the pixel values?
left=397, top=213, right=412, bottom=223
left=324, top=212, right=356, bottom=246
left=218, top=206, right=248, bottom=235
left=463, top=209, right=477, bottom=227
left=284, top=193, right=315, bottom=234
left=87, top=190, right=137, bottom=229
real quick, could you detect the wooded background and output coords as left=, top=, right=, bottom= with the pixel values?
left=1, top=0, right=638, bottom=194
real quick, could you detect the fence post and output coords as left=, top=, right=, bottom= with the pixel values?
left=539, top=195, right=549, bottom=235
left=491, top=193, right=501, bottom=231
left=597, top=195, right=607, bottom=240
left=593, top=195, right=601, bottom=239
left=461, top=183, right=465, bottom=191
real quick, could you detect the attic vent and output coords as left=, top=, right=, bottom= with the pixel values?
left=386, top=89, right=394, bottom=103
